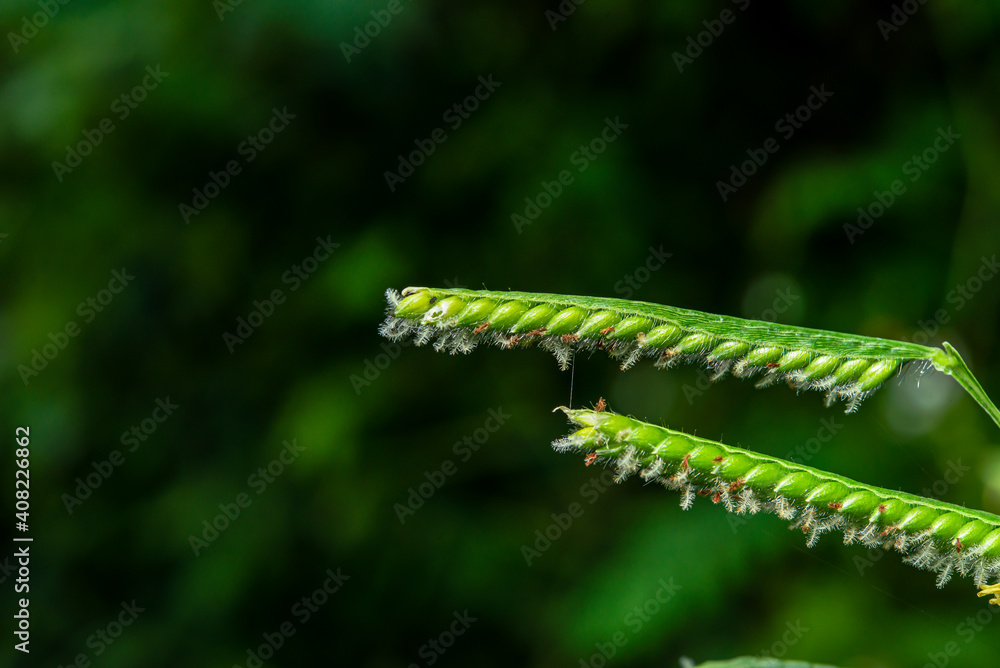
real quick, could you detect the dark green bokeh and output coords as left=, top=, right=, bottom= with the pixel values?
left=3, top=1, right=1000, bottom=666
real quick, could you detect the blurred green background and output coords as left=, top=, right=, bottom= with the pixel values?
left=3, top=1, right=1000, bottom=666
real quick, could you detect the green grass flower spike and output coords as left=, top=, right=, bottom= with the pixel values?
left=555, top=405, right=1000, bottom=589
left=381, top=286, right=1000, bottom=427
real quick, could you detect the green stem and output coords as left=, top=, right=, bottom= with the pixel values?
left=935, top=342, right=1000, bottom=430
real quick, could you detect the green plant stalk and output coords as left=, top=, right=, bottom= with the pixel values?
left=381, top=287, right=1000, bottom=427
left=555, top=406, right=1000, bottom=588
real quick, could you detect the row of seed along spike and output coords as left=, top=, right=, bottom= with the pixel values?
left=553, top=405, right=1000, bottom=592
left=380, top=287, right=965, bottom=414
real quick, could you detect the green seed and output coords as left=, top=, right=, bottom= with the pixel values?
left=874, top=498, right=910, bottom=524
left=855, top=359, right=901, bottom=392
left=798, top=355, right=842, bottom=382
left=545, top=307, right=589, bottom=335
left=423, top=296, right=466, bottom=322
left=774, top=350, right=813, bottom=372
left=688, top=444, right=726, bottom=470
left=839, top=490, right=879, bottom=517
left=829, top=359, right=871, bottom=385
left=487, top=301, right=530, bottom=329
left=955, top=520, right=992, bottom=549
left=928, top=513, right=970, bottom=541
left=717, top=453, right=755, bottom=479
left=605, top=316, right=653, bottom=341
left=708, top=340, right=751, bottom=361
left=805, top=482, right=850, bottom=506
left=577, top=311, right=621, bottom=338
left=455, top=299, right=497, bottom=327
left=640, top=323, right=684, bottom=348
left=742, top=345, right=783, bottom=367
left=511, top=305, right=559, bottom=333
left=774, top=472, right=820, bottom=498
left=743, top=463, right=785, bottom=489
left=671, top=332, right=717, bottom=355
left=897, top=506, right=939, bottom=533
left=394, top=290, right=436, bottom=318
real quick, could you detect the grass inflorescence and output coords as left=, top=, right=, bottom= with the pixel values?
left=381, top=286, right=999, bottom=425
left=555, top=405, right=1000, bottom=589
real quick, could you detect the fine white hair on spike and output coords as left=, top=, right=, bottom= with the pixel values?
left=378, top=318, right=415, bottom=342
left=709, top=361, right=732, bottom=382
left=539, top=337, right=574, bottom=370
left=774, top=495, right=796, bottom=521
left=673, top=467, right=690, bottom=485
left=905, top=539, right=938, bottom=570
left=551, top=437, right=582, bottom=454
left=973, top=559, right=990, bottom=586
left=720, top=487, right=735, bottom=513
left=936, top=561, right=955, bottom=588
left=857, top=523, right=881, bottom=547
left=801, top=505, right=816, bottom=529
left=640, top=458, right=665, bottom=481
left=737, top=488, right=759, bottom=515
left=615, top=446, right=638, bottom=482
left=680, top=485, right=695, bottom=510
left=754, top=372, right=782, bottom=389
left=614, top=429, right=635, bottom=444
left=619, top=346, right=644, bottom=371
left=432, top=330, right=457, bottom=353
left=414, top=325, right=435, bottom=346
left=731, top=358, right=758, bottom=378
left=385, top=288, right=401, bottom=310
left=842, top=526, right=857, bottom=545
left=660, top=475, right=684, bottom=491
